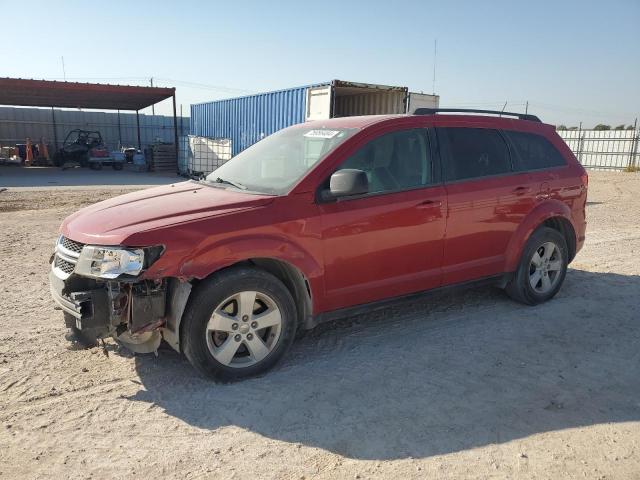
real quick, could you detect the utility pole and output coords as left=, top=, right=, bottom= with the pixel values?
left=432, top=39, right=437, bottom=95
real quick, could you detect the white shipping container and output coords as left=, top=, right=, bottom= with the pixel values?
left=406, top=92, right=440, bottom=113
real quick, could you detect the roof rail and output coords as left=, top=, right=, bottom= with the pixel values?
left=413, top=108, right=541, bottom=122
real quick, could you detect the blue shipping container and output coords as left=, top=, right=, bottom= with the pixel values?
left=190, top=80, right=423, bottom=157
left=191, top=84, right=317, bottom=156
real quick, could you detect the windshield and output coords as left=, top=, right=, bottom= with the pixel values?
left=205, top=127, right=356, bottom=194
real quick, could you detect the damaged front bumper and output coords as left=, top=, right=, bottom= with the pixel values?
left=50, top=269, right=109, bottom=331
left=49, top=260, right=191, bottom=354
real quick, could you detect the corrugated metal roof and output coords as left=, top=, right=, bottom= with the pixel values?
left=191, top=82, right=327, bottom=107
left=0, top=78, right=174, bottom=111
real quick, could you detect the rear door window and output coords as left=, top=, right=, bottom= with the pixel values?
left=437, top=127, right=512, bottom=182
left=506, top=131, right=567, bottom=171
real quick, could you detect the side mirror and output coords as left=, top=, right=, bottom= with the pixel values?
left=326, top=169, right=368, bottom=200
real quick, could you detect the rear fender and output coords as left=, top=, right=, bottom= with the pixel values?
left=504, top=200, right=574, bottom=272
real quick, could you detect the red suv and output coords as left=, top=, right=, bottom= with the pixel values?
left=50, top=109, right=588, bottom=380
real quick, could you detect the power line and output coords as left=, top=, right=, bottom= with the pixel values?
left=43, top=76, right=149, bottom=81
left=154, top=77, right=255, bottom=94
left=40, top=75, right=256, bottom=95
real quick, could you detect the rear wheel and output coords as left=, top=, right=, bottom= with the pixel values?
left=182, top=267, right=297, bottom=381
left=505, top=227, right=568, bottom=305
left=112, top=162, right=124, bottom=171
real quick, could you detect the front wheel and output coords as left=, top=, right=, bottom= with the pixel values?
left=181, top=267, right=297, bottom=381
left=505, top=227, right=568, bottom=305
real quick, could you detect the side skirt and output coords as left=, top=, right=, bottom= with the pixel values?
left=307, top=273, right=513, bottom=329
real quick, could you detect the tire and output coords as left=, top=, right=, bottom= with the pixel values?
left=182, top=267, right=297, bottom=381
left=505, top=227, right=568, bottom=305
left=112, top=162, right=124, bottom=171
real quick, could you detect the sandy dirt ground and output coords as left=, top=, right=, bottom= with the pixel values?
left=0, top=172, right=638, bottom=480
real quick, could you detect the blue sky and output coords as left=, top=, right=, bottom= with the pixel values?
left=2, top=0, right=639, bottom=127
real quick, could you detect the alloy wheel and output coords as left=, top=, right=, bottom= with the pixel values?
left=528, top=241, right=563, bottom=294
left=205, top=291, right=282, bottom=368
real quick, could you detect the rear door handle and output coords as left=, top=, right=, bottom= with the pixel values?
left=512, top=186, right=531, bottom=196
left=416, top=199, right=442, bottom=209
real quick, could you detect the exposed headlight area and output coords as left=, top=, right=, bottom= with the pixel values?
left=75, top=246, right=145, bottom=279
left=51, top=236, right=163, bottom=280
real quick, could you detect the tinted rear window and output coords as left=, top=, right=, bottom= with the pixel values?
left=507, top=131, right=567, bottom=171
left=437, top=127, right=511, bottom=181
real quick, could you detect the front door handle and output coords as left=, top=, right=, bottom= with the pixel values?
left=416, top=199, right=443, bottom=209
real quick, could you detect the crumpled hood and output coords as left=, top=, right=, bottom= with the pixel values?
left=62, top=181, right=275, bottom=244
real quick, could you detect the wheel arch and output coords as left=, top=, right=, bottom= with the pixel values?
left=247, top=257, right=314, bottom=332
left=542, top=216, right=577, bottom=262
left=172, top=256, right=315, bottom=353
left=504, top=200, right=577, bottom=272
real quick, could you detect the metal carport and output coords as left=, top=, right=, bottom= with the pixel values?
left=0, top=77, right=179, bottom=165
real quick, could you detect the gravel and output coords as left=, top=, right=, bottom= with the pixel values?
left=0, top=171, right=638, bottom=479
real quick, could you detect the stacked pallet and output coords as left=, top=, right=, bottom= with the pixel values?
left=149, top=144, right=177, bottom=172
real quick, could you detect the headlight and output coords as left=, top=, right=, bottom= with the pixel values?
left=75, top=246, right=145, bottom=279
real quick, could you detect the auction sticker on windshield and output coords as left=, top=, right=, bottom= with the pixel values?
left=303, top=130, right=340, bottom=139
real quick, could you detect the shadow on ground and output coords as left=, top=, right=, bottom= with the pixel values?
left=129, top=269, right=640, bottom=460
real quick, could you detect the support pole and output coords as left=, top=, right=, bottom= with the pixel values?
left=629, top=118, right=638, bottom=171
left=577, top=122, right=583, bottom=164
left=51, top=107, right=58, bottom=152
left=172, top=94, right=179, bottom=175
left=136, top=110, right=141, bottom=150
left=117, top=110, right=122, bottom=149
left=150, top=78, right=155, bottom=116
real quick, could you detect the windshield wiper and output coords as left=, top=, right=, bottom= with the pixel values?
left=213, top=176, right=247, bottom=190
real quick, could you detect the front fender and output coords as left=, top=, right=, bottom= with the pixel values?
left=162, top=234, right=324, bottom=312
left=504, top=199, right=574, bottom=272
left=178, top=234, right=323, bottom=279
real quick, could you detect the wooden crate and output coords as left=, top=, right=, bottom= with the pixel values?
left=150, top=144, right=177, bottom=172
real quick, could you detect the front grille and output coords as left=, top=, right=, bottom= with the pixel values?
left=55, top=256, right=76, bottom=275
left=61, top=236, right=85, bottom=254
